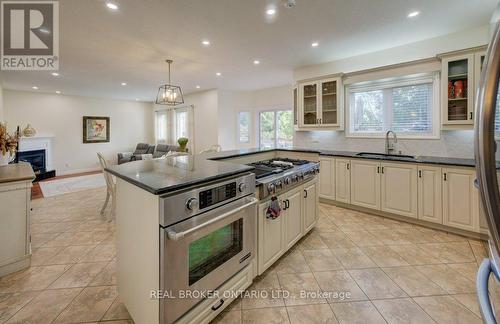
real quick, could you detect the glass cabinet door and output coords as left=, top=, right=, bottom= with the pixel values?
left=293, top=87, right=298, bottom=126
left=320, top=80, right=338, bottom=125
left=443, top=55, right=474, bottom=123
left=302, top=83, right=318, bottom=125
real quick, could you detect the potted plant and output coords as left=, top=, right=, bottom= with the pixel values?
left=0, top=123, right=18, bottom=166
left=177, top=137, right=189, bottom=152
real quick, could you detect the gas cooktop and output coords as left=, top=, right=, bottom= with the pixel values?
left=247, top=158, right=320, bottom=199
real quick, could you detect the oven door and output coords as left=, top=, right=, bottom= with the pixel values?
left=160, top=195, right=257, bottom=324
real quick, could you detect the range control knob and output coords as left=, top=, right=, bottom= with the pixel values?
left=284, top=177, right=291, bottom=185
left=267, top=183, right=276, bottom=193
left=292, top=175, right=298, bottom=182
left=276, top=180, right=283, bottom=189
left=298, top=172, right=304, bottom=180
left=238, top=183, right=247, bottom=192
left=186, top=198, right=199, bottom=211
left=316, top=167, right=320, bottom=173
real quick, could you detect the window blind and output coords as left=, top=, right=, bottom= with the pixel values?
left=348, top=73, right=437, bottom=138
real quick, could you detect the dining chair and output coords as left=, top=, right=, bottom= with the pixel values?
left=97, top=152, right=116, bottom=221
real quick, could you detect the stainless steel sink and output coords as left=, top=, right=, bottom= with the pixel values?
left=355, top=152, right=417, bottom=160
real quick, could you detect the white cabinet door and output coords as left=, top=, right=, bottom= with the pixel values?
left=284, top=187, right=303, bottom=249
left=335, top=158, right=351, bottom=204
left=417, top=166, right=443, bottom=224
left=319, top=157, right=335, bottom=200
left=303, top=179, right=318, bottom=233
left=441, top=54, right=475, bottom=125
left=258, top=199, right=285, bottom=274
left=350, top=160, right=381, bottom=210
left=381, top=162, right=417, bottom=218
left=442, top=168, right=476, bottom=232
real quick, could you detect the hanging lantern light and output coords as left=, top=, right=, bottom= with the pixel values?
left=155, top=59, right=184, bottom=106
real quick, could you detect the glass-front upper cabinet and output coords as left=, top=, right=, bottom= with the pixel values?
left=441, top=54, right=474, bottom=124
left=302, top=83, right=318, bottom=125
left=293, top=86, right=298, bottom=126
left=298, top=76, right=342, bottom=128
left=320, top=79, right=338, bottom=125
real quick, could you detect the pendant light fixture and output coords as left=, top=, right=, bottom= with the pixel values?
left=155, top=59, right=184, bottom=106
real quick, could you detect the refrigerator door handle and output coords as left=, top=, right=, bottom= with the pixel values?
left=477, top=259, right=498, bottom=324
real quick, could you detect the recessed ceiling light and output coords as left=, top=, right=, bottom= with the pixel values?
left=121, top=82, right=127, bottom=86
left=253, top=60, right=260, bottom=65
left=196, top=85, right=201, bottom=89
left=311, top=42, right=319, bottom=47
left=51, top=72, right=59, bottom=76
left=106, top=2, right=118, bottom=10
left=407, top=11, right=420, bottom=18
left=32, top=86, right=38, bottom=90
left=266, top=8, right=276, bottom=16
left=201, top=40, right=210, bottom=46
left=55, top=90, right=61, bottom=94
left=216, top=72, right=221, bottom=77
left=135, top=98, right=139, bottom=101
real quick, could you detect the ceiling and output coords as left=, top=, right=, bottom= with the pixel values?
left=0, top=0, right=497, bottom=101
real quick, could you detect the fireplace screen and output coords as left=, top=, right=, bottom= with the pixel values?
left=17, top=149, right=46, bottom=174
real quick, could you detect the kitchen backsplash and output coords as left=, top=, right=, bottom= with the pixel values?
left=293, top=130, right=474, bottom=159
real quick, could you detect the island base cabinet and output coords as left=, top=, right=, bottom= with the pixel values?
left=258, top=178, right=318, bottom=275
left=442, top=168, right=477, bottom=232
left=335, top=159, right=351, bottom=204
left=257, top=200, right=285, bottom=274
left=284, top=187, right=303, bottom=249
left=350, top=160, right=381, bottom=210
left=303, top=179, right=318, bottom=233
left=417, top=166, right=443, bottom=224
left=380, top=163, right=417, bottom=218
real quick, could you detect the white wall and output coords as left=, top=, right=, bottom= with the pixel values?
left=218, top=90, right=254, bottom=150
left=0, top=84, right=4, bottom=122
left=4, top=90, right=154, bottom=174
left=183, top=89, right=219, bottom=153
left=294, top=24, right=489, bottom=81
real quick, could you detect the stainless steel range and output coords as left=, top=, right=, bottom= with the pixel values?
left=248, top=158, right=320, bottom=199
left=159, top=173, right=257, bottom=324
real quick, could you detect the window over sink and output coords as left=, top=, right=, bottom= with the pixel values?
left=346, top=73, right=440, bottom=139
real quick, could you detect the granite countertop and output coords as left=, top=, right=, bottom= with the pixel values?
left=108, top=147, right=476, bottom=195
left=105, top=155, right=254, bottom=195
left=207, top=147, right=476, bottom=167
left=0, top=162, right=36, bottom=183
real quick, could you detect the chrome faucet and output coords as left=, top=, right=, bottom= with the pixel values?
left=385, top=130, right=397, bottom=155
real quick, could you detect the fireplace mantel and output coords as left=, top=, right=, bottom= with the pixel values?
left=18, top=136, right=54, bottom=172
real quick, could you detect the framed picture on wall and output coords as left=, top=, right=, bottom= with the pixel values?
left=83, top=116, right=110, bottom=143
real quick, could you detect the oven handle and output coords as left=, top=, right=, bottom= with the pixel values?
left=166, top=197, right=258, bottom=241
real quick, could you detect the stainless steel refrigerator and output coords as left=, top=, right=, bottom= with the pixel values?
left=475, top=18, right=500, bottom=324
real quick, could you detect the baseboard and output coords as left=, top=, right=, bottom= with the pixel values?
left=319, top=197, right=488, bottom=241
left=56, top=167, right=101, bottom=176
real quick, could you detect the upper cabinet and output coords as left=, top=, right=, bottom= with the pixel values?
left=296, top=76, right=343, bottom=130
left=440, top=48, right=486, bottom=126
left=293, top=86, right=298, bottom=128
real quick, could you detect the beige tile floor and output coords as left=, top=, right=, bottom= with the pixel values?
left=0, top=187, right=498, bottom=324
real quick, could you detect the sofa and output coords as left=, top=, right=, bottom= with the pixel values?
left=117, top=143, right=183, bottom=164
left=117, top=143, right=155, bottom=164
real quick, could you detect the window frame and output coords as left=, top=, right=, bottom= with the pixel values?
left=258, top=109, right=293, bottom=149
left=237, top=111, right=251, bottom=144
left=345, top=73, right=440, bottom=139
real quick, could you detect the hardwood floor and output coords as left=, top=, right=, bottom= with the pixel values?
left=31, top=170, right=102, bottom=199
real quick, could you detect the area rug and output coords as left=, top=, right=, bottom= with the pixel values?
left=39, top=173, right=106, bottom=197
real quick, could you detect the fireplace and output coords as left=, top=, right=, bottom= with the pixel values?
left=17, top=149, right=46, bottom=174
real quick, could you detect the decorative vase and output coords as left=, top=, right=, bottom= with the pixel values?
left=0, top=152, right=14, bottom=166
left=178, top=137, right=188, bottom=152
left=22, top=124, right=36, bottom=137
